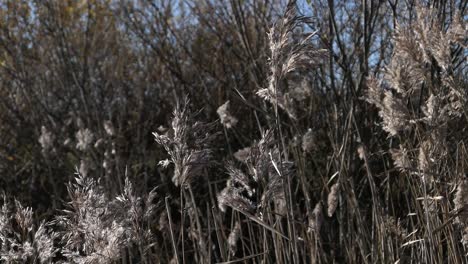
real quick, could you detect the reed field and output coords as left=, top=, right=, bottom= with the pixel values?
left=0, top=0, right=466, bottom=263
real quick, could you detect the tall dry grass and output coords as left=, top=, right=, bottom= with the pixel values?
left=0, top=0, right=466, bottom=263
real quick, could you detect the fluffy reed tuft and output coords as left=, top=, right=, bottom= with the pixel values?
left=327, top=183, right=340, bottom=217
left=256, top=0, right=327, bottom=119
left=153, top=97, right=217, bottom=187
left=217, top=100, right=238, bottom=129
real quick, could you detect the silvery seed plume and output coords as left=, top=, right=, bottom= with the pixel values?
left=0, top=196, right=58, bottom=263
left=14, top=199, right=33, bottom=233
left=228, top=221, right=241, bottom=256
left=257, top=0, right=327, bottom=119
left=58, top=174, right=157, bottom=263
left=357, top=145, right=365, bottom=161
left=55, top=174, right=122, bottom=262
left=308, top=202, right=323, bottom=233
left=153, top=97, right=217, bottom=187
left=233, top=147, right=251, bottom=163
left=366, top=76, right=414, bottom=137
left=327, top=183, right=339, bottom=217
left=114, top=177, right=157, bottom=246
left=390, top=147, right=412, bottom=172
left=34, top=221, right=59, bottom=263
left=380, top=90, right=411, bottom=136
left=0, top=197, right=34, bottom=262
left=217, top=100, right=238, bottom=129
left=417, top=140, right=435, bottom=181
left=395, top=6, right=466, bottom=72
left=56, top=173, right=155, bottom=263
left=76, top=128, right=94, bottom=151
left=217, top=185, right=256, bottom=213
left=219, top=129, right=294, bottom=216
left=364, top=77, right=384, bottom=110
left=365, top=6, right=466, bottom=140
left=245, top=129, right=276, bottom=182
left=226, top=162, right=254, bottom=197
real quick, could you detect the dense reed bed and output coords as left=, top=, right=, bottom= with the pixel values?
left=0, top=0, right=466, bottom=263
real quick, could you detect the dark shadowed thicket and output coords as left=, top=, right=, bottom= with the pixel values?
left=0, top=0, right=466, bottom=263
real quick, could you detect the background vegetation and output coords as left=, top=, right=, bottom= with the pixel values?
left=0, top=0, right=466, bottom=263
